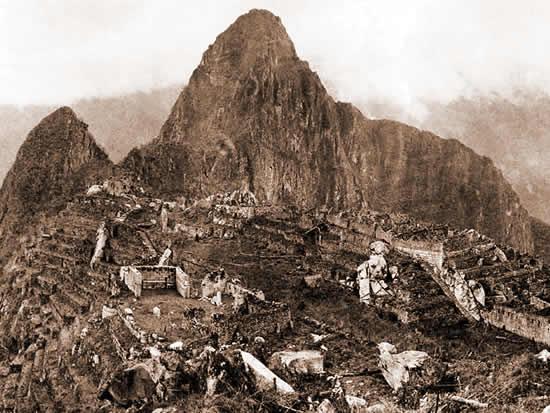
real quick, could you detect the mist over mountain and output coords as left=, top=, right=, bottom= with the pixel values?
left=0, top=85, right=180, bottom=184
left=421, top=91, right=550, bottom=224
left=360, top=90, right=550, bottom=226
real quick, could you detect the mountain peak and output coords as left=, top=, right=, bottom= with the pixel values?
left=134, top=8, right=533, bottom=252
left=38, top=105, right=80, bottom=126
left=50, top=105, right=78, bottom=118
left=198, top=9, right=297, bottom=72
left=0, top=107, right=112, bottom=238
left=232, top=8, right=286, bottom=32
left=25, top=105, right=88, bottom=148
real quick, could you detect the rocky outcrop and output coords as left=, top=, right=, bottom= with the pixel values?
left=0, top=107, right=112, bottom=244
left=532, top=217, right=550, bottom=263
left=420, top=93, right=550, bottom=225
left=123, top=9, right=533, bottom=252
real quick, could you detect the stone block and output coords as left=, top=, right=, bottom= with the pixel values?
left=269, top=350, right=324, bottom=375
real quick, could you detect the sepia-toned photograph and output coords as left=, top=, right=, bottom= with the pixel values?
left=0, top=1, right=549, bottom=411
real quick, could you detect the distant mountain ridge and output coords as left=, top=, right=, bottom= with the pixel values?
left=123, top=9, right=533, bottom=252
left=0, top=86, right=180, bottom=184
left=2, top=62, right=548, bottom=232
left=421, top=92, right=550, bottom=224
left=360, top=91, right=550, bottom=225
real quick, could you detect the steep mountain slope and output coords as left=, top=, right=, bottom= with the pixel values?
left=531, top=217, right=550, bottom=263
left=0, top=107, right=112, bottom=247
left=124, top=9, right=533, bottom=252
left=420, top=92, right=550, bottom=224
left=0, top=86, right=180, bottom=184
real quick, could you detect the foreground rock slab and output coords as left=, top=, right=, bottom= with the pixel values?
left=240, top=350, right=295, bottom=394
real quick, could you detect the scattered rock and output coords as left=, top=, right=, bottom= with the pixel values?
left=494, top=246, right=508, bottom=262
left=148, top=347, right=161, bottom=358
left=86, top=184, right=103, bottom=196
left=388, top=265, right=399, bottom=279
left=101, top=305, right=117, bottom=320
left=377, top=342, right=429, bottom=391
left=311, top=333, right=328, bottom=343
left=317, top=399, right=336, bottom=413
left=152, top=408, right=178, bottom=413
left=211, top=292, right=223, bottom=306
left=100, top=360, right=166, bottom=406
left=304, top=274, right=323, bottom=288
left=240, top=350, right=294, bottom=394
left=168, top=341, right=184, bottom=351
left=270, top=350, right=324, bottom=375
left=346, top=395, right=367, bottom=412
left=365, top=403, right=386, bottom=413
left=370, top=240, right=389, bottom=255
left=536, top=349, right=550, bottom=363
left=153, top=306, right=161, bottom=317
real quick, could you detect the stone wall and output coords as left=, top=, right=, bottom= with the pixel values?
left=395, top=240, right=550, bottom=343
left=393, top=239, right=444, bottom=270
left=336, top=230, right=372, bottom=255
left=139, top=266, right=176, bottom=289
left=174, top=223, right=211, bottom=240
left=435, top=267, right=481, bottom=321
left=175, top=267, right=191, bottom=298
left=482, top=306, right=550, bottom=346
left=121, top=265, right=189, bottom=298
left=124, top=267, right=142, bottom=298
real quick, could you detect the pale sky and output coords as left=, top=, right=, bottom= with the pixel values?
left=1, top=0, right=550, bottom=113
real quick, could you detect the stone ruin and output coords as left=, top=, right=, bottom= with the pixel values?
left=120, top=265, right=191, bottom=299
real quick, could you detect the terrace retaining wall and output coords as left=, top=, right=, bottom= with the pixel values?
left=482, top=306, right=550, bottom=346
left=393, top=239, right=445, bottom=270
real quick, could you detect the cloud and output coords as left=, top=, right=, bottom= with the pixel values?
left=1, top=0, right=550, bottom=108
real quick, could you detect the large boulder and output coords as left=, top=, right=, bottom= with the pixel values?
left=269, top=350, right=324, bottom=375
left=100, top=360, right=166, bottom=406
left=240, top=350, right=294, bottom=394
